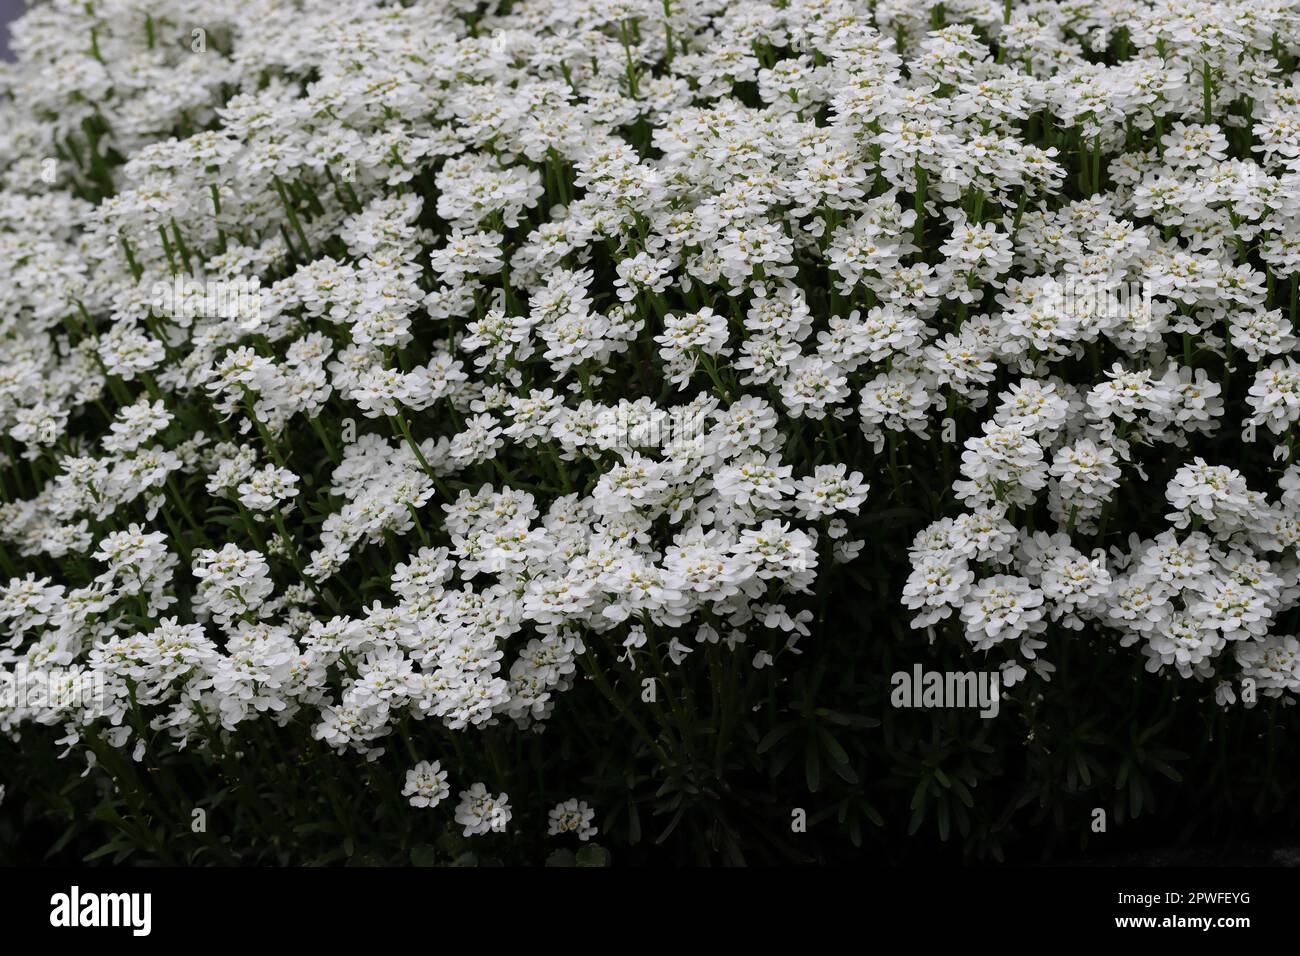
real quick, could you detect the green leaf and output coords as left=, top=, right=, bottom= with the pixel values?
left=910, top=776, right=930, bottom=811
left=410, top=844, right=439, bottom=867
left=83, top=843, right=123, bottom=862
left=756, top=722, right=797, bottom=754
left=575, top=844, right=610, bottom=867
left=804, top=736, right=821, bottom=793
left=817, top=726, right=850, bottom=766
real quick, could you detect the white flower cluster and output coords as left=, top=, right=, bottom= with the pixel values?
left=547, top=797, right=600, bottom=841
left=401, top=759, right=451, bottom=809
left=0, top=0, right=883, bottom=824
left=2, top=0, right=1300, bottom=845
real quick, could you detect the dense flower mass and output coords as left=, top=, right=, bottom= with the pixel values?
left=2, top=0, right=1300, bottom=856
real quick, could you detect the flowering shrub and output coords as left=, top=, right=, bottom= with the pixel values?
left=1, top=0, right=1300, bottom=865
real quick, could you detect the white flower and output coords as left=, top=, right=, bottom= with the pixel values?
left=793, top=464, right=870, bottom=518
left=960, top=575, right=1047, bottom=651
left=1236, top=634, right=1300, bottom=701
left=654, top=308, right=730, bottom=387
left=192, top=545, right=275, bottom=627
left=547, top=798, right=598, bottom=841
left=237, top=464, right=300, bottom=512
left=402, top=760, right=450, bottom=808
left=454, top=783, right=512, bottom=836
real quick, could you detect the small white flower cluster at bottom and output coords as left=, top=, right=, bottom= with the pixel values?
left=402, top=759, right=596, bottom=843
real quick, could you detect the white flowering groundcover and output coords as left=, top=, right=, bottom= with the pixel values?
left=0, top=0, right=1299, bottom=866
